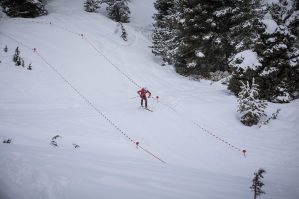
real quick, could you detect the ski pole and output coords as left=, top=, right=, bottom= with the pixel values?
left=150, top=96, right=160, bottom=102
left=129, top=96, right=139, bottom=99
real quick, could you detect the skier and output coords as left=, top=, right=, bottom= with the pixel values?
left=138, top=87, right=151, bottom=109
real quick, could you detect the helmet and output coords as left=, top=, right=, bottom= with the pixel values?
left=143, top=87, right=147, bottom=91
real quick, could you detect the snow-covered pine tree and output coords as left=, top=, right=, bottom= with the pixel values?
left=250, top=169, right=266, bottom=199
left=237, top=78, right=267, bottom=126
left=84, top=0, right=100, bottom=12
left=229, top=0, right=265, bottom=52
left=229, top=0, right=299, bottom=103
left=102, top=0, right=130, bottom=23
left=254, top=0, right=299, bottom=102
left=151, top=0, right=177, bottom=65
left=1, top=0, right=48, bottom=18
left=227, top=0, right=266, bottom=97
left=174, top=0, right=235, bottom=77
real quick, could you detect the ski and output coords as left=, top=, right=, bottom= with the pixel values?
left=140, top=106, right=153, bottom=112
left=144, top=108, right=153, bottom=112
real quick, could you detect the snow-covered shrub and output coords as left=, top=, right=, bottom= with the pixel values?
left=84, top=0, right=100, bottom=12
left=50, top=140, right=58, bottom=147
left=27, top=63, right=32, bottom=70
left=259, top=108, right=281, bottom=127
left=21, top=58, right=25, bottom=67
left=237, top=79, right=267, bottom=126
left=16, top=57, right=22, bottom=66
left=1, top=0, right=48, bottom=18
left=50, top=135, right=61, bottom=147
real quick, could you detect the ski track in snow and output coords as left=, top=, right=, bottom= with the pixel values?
left=0, top=0, right=299, bottom=198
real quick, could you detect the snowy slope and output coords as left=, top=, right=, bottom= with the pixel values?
left=0, top=0, right=299, bottom=198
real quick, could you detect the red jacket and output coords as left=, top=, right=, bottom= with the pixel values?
left=138, top=88, right=151, bottom=98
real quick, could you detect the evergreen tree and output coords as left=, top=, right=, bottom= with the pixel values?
left=151, top=0, right=266, bottom=78
left=237, top=78, right=267, bottom=126
left=227, top=0, right=266, bottom=97
left=173, top=0, right=236, bottom=76
left=229, top=0, right=299, bottom=103
left=84, top=0, right=100, bottom=12
left=254, top=0, right=299, bottom=102
left=151, top=0, right=177, bottom=64
left=250, top=169, right=266, bottom=199
left=102, top=0, right=130, bottom=23
left=229, top=0, right=265, bottom=52
left=1, top=0, right=48, bottom=18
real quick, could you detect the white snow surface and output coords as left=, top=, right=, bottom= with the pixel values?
left=195, top=50, right=205, bottom=58
left=0, top=0, right=299, bottom=198
left=263, top=13, right=278, bottom=34
left=232, top=50, right=262, bottom=70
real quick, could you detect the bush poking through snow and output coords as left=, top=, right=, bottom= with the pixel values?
left=259, top=109, right=281, bottom=127
left=15, top=57, right=22, bottom=66
left=21, top=59, right=25, bottom=67
left=3, top=138, right=12, bottom=144
left=52, top=135, right=61, bottom=140
left=73, top=143, right=80, bottom=149
left=4, top=45, right=8, bottom=53
left=27, top=63, right=32, bottom=70
left=119, top=22, right=128, bottom=41
left=50, top=135, right=61, bottom=147
left=237, top=78, right=267, bottom=126
left=50, top=140, right=58, bottom=147
left=250, top=169, right=266, bottom=199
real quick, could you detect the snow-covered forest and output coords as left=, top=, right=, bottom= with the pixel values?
left=0, top=0, right=298, bottom=198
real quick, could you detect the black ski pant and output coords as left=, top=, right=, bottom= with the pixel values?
left=140, top=97, right=147, bottom=108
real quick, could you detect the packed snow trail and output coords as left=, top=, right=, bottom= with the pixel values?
left=2, top=16, right=248, bottom=155
left=0, top=0, right=299, bottom=198
left=3, top=17, right=247, bottom=155
left=0, top=31, right=166, bottom=163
